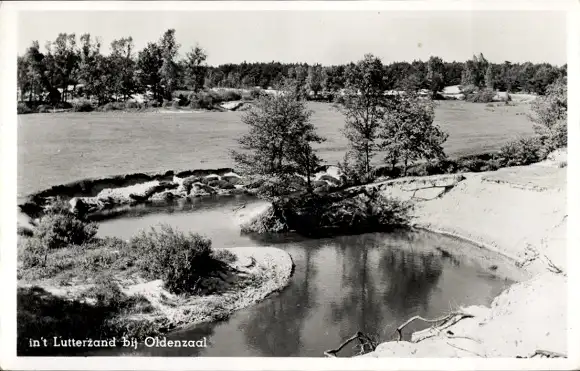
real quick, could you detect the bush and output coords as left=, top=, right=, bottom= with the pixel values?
left=250, top=88, right=263, bottom=100
left=211, top=249, right=237, bottom=264
left=177, top=94, right=189, bottom=106
left=19, top=237, right=48, bottom=268
left=129, top=225, right=217, bottom=295
left=83, top=275, right=126, bottom=309
left=243, top=189, right=413, bottom=236
left=72, top=99, right=94, bottom=112
left=99, top=102, right=125, bottom=111
left=219, top=90, right=242, bottom=102
left=498, top=136, right=546, bottom=167
left=189, top=92, right=215, bottom=110
left=37, top=105, right=51, bottom=113
left=241, top=91, right=254, bottom=101
left=171, top=101, right=180, bottom=109
left=124, top=101, right=140, bottom=110
left=54, top=101, right=73, bottom=109
left=17, top=103, right=33, bottom=114
left=34, top=212, right=98, bottom=251
left=465, top=88, right=496, bottom=103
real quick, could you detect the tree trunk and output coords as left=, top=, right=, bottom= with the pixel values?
left=403, top=157, right=409, bottom=176
left=365, top=144, right=370, bottom=179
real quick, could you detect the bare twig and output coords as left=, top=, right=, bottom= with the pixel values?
left=529, top=349, right=566, bottom=358
left=232, top=202, right=247, bottom=212
left=324, top=331, right=377, bottom=357
left=396, top=312, right=474, bottom=341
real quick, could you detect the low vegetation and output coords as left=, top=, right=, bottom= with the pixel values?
left=242, top=187, right=413, bottom=236
left=17, top=206, right=254, bottom=353
left=129, top=225, right=219, bottom=295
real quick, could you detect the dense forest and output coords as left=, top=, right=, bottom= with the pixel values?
left=17, top=29, right=567, bottom=107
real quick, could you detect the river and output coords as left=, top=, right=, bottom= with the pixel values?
left=87, top=195, right=524, bottom=357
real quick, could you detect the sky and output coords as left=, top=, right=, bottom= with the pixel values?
left=17, top=10, right=567, bottom=66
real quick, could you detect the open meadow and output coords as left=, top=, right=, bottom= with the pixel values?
left=17, top=100, right=534, bottom=197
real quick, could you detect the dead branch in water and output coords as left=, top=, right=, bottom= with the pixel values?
left=396, top=312, right=474, bottom=342
left=324, top=331, right=377, bottom=357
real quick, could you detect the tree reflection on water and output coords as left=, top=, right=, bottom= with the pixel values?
left=91, top=229, right=509, bottom=357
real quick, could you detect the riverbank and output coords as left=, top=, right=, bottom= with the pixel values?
left=360, top=153, right=567, bottom=357
left=17, top=244, right=293, bottom=355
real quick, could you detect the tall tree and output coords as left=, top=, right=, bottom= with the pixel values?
left=183, top=45, right=207, bottom=92
left=232, top=82, right=325, bottom=191
left=426, top=56, right=445, bottom=98
left=485, top=65, right=495, bottom=89
left=529, top=77, right=567, bottom=151
left=17, top=56, right=30, bottom=102
left=77, top=34, right=103, bottom=101
left=158, top=29, right=180, bottom=100
left=136, top=42, right=164, bottom=101
left=380, top=94, right=448, bottom=175
left=306, top=64, right=324, bottom=97
left=341, top=54, right=387, bottom=179
left=109, top=37, right=136, bottom=100
left=50, top=33, right=79, bottom=102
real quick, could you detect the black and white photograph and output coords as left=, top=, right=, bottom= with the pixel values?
left=0, top=1, right=579, bottom=370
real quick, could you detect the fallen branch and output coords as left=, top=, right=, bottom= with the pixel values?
left=517, top=349, right=566, bottom=358
left=232, top=202, right=247, bottom=212
left=324, top=331, right=377, bottom=357
left=396, top=312, right=474, bottom=342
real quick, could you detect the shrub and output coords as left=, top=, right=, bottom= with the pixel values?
left=17, top=103, right=33, bottom=114
left=465, top=88, right=496, bottom=103
left=124, top=101, right=140, bottom=110
left=129, top=225, right=216, bottom=295
left=37, top=105, right=51, bottom=113
left=162, top=100, right=172, bottom=108
left=177, top=94, right=189, bottom=106
left=34, top=212, right=98, bottom=251
left=219, top=90, right=242, bottom=102
left=54, top=101, right=73, bottom=109
left=498, top=136, right=546, bottom=167
left=243, top=189, right=413, bottom=236
left=250, top=88, right=263, bottom=100
left=19, top=237, right=48, bottom=268
left=241, top=91, right=253, bottom=101
left=83, top=275, right=126, bottom=309
left=189, top=92, right=215, bottom=110
left=171, top=101, right=180, bottom=109
left=211, top=249, right=237, bottom=264
left=72, top=99, right=94, bottom=112
left=100, top=102, right=125, bottom=111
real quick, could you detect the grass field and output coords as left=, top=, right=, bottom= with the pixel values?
left=17, top=101, right=535, bottom=197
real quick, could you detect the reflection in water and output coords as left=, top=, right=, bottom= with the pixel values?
left=91, top=198, right=518, bottom=357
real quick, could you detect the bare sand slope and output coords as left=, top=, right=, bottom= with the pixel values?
left=366, top=156, right=567, bottom=358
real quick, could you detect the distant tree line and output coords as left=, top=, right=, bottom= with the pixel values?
left=17, top=29, right=567, bottom=106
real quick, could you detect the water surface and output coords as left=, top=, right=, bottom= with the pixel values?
left=93, top=196, right=523, bottom=357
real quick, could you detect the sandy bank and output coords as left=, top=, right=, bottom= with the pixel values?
left=24, top=246, right=293, bottom=337
left=363, top=157, right=567, bottom=358
left=119, top=246, right=293, bottom=331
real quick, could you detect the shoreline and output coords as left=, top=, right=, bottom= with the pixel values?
left=361, top=160, right=567, bottom=357
left=16, top=150, right=567, bottom=358
left=18, top=246, right=294, bottom=356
